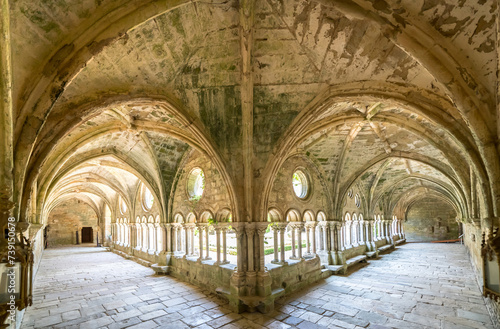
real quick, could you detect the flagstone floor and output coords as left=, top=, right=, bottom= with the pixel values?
left=21, top=243, right=494, bottom=328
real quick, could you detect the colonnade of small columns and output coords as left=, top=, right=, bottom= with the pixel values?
left=170, top=223, right=231, bottom=264
left=266, top=216, right=405, bottom=265
left=111, top=216, right=405, bottom=267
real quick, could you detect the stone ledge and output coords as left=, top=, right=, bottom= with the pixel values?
left=378, top=244, right=395, bottom=253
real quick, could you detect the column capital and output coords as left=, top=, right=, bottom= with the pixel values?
left=305, top=221, right=317, bottom=228
left=255, top=222, right=268, bottom=236
left=230, top=222, right=246, bottom=237
left=276, top=222, right=288, bottom=230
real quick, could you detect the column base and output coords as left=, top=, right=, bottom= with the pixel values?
left=215, top=260, right=230, bottom=266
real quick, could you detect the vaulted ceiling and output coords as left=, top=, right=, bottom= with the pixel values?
left=7, top=0, right=498, bottom=224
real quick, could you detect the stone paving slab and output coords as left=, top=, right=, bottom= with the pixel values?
left=21, top=243, right=495, bottom=328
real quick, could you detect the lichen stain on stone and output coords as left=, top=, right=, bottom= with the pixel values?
left=456, top=67, right=478, bottom=91
left=19, top=6, right=61, bottom=34
left=42, top=43, right=75, bottom=77
left=292, top=0, right=316, bottom=43
left=370, top=0, right=391, bottom=14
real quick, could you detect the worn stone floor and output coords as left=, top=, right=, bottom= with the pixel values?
left=21, top=243, right=494, bottom=329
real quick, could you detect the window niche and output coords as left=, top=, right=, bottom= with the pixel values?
left=292, top=169, right=310, bottom=200
left=141, top=184, right=154, bottom=211
left=187, top=167, right=205, bottom=201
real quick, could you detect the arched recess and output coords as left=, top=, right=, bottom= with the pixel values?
left=174, top=213, right=185, bottom=224
left=186, top=212, right=197, bottom=224
left=267, top=208, right=283, bottom=223
left=216, top=208, right=233, bottom=222
left=22, top=97, right=240, bottom=230
left=316, top=211, right=326, bottom=222
left=286, top=209, right=301, bottom=222
left=258, top=83, right=497, bottom=226
left=200, top=211, right=214, bottom=223
left=303, top=210, right=315, bottom=222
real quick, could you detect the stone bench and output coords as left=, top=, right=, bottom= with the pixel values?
left=365, top=251, right=377, bottom=258
left=377, top=244, right=394, bottom=253
left=395, top=239, right=406, bottom=245
left=345, top=255, right=367, bottom=267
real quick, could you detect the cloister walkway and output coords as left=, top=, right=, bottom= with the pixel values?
left=22, top=243, right=494, bottom=329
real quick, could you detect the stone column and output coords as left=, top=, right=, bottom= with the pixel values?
left=297, top=223, right=303, bottom=259
left=232, top=222, right=246, bottom=272
left=205, top=225, right=211, bottom=260
left=279, top=223, right=287, bottom=264
left=366, top=220, right=371, bottom=250
left=318, top=225, right=324, bottom=251
left=197, top=224, right=204, bottom=261
left=246, top=223, right=255, bottom=272
left=305, top=222, right=311, bottom=255
left=172, top=225, right=178, bottom=253
left=340, top=223, right=345, bottom=250
left=190, top=225, right=195, bottom=256
left=183, top=224, right=189, bottom=257
left=256, top=223, right=268, bottom=272
left=290, top=224, right=297, bottom=259
left=165, top=224, right=171, bottom=252
left=271, top=224, right=279, bottom=263
left=221, top=224, right=229, bottom=264
left=359, top=220, right=365, bottom=244
left=311, top=223, right=317, bottom=255
left=215, top=225, right=221, bottom=264
left=322, top=223, right=328, bottom=252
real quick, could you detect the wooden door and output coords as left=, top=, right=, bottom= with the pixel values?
left=82, top=227, right=93, bottom=243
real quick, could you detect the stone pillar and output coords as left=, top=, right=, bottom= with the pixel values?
left=359, top=220, right=365, bottom=245
left=172, top=225, right=178, bottom=253
left=271, top=224, right=279, bottom=263
left=183, top=224, right=189, bottom=257
left=256, top=223, right=268, bottom=272
left=319, top=225, right=324, bottom=251
left=279, top=223, right=286, bottom=263
left=311, top=223, right=317, bottom=255
left=366, top=220, right=375, bottom=251
left=206, top=225, right=211, bottom=260
left=290, top=224, right=297, bottom=259
left=197, top=224, right=204, bottom=261
left=297, top=223, right=303, bottom=259
left=215, top=225, right=222, bottom=264
left=165, top=224, right=171, bottom=252
left=190, top=225, right=195, bottom=256
left=305, top=224, right=311, bottom=255
left=322, top=223, right=328, bottom=251
left=246, top=224, right=255, bottom=272
left=340, top=223, right=345, bottom=250
left=232, top=222, right=246, bottom=272
left=222, top=224, right=228, bottom=264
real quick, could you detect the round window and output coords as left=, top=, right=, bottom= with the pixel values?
left=187, top=168, right=205, bottom=200
left=142, top=185, right=154, bottom=211
left=119, top=196, right=127, bottom=215
left=292, top=170, right=309, bottom=199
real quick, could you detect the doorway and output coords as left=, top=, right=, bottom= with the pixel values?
left=82, top=227, right=93, bottom=243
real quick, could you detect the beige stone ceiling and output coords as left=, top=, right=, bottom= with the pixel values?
left=9, top=0, right=498, bottom=223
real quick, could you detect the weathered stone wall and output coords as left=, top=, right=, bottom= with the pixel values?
left=463, top=223, right=500, bottom=328
left=46, top=200, right=98, bottom=246
left=404, top=198, right=459, bottom=242
left=171, top=150, right=231, bottom=221
left=269, top=258, right=323, bottom=294
left=268, top=155, right=329, bottom=220
left=133, top=182, right=162, bottom=223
